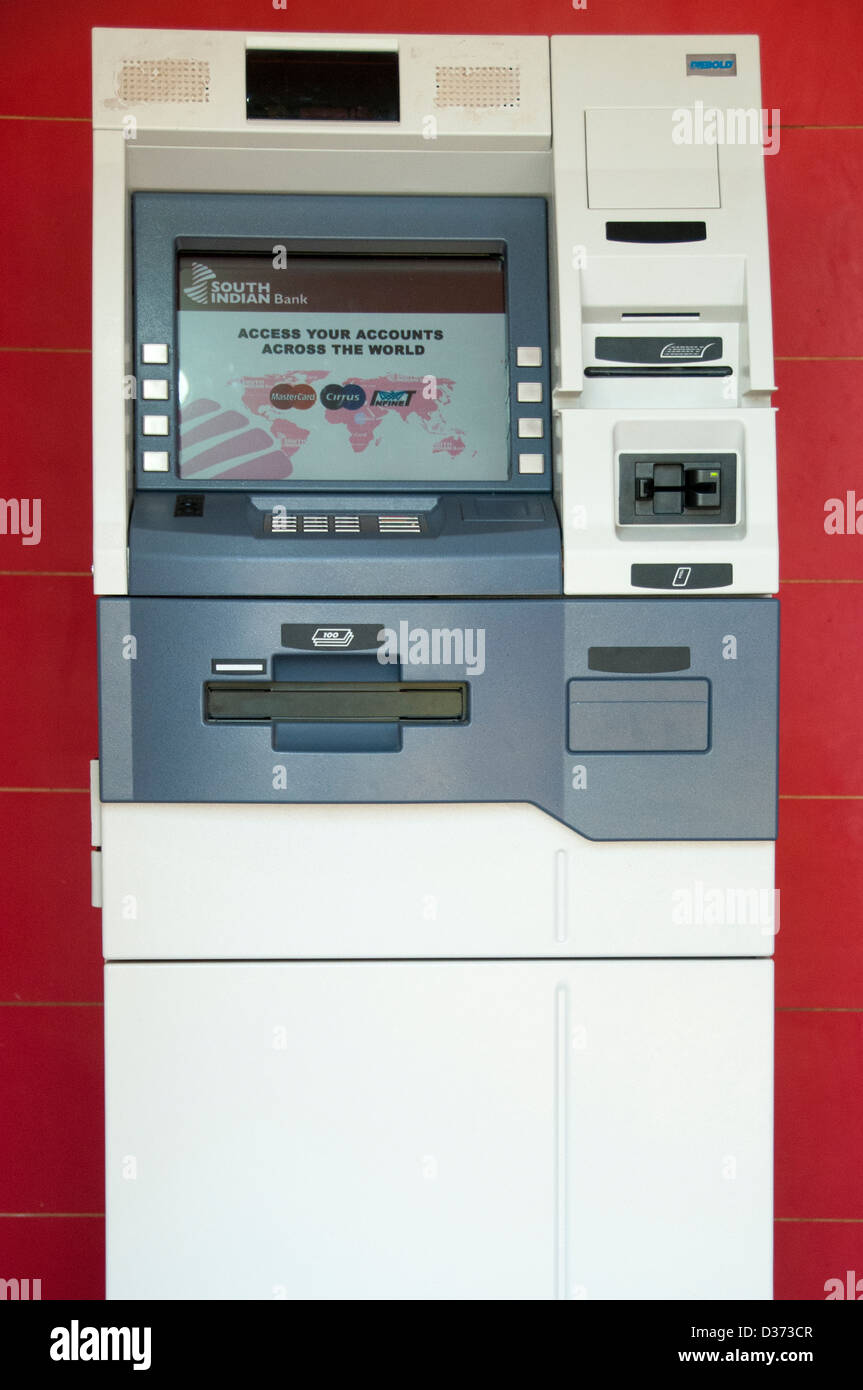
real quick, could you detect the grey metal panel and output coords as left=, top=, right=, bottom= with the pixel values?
left=128, top=491, right=563, bottom=596
left=569, top=679, right=709, bottom=752
left=97, top=596, right=778, bottom=841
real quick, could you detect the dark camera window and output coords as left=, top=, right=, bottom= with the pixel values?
left=246, top=49, right=400, bottom=122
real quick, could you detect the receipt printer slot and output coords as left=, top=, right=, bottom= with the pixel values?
left=206, top=681, right=467, bottom=723
left=568, top=679, right=709, bottom=752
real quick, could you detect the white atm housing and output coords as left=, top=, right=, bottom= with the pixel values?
left=92, top=30, right=777, bottom=1301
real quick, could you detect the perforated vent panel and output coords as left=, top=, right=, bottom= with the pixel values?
left=434, top=65, right=520, bottom=110
left=116, top=59, right=211, bottom=104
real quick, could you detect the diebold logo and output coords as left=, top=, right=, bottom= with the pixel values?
left=672, top=567, right=692, bottom=588
left=686, top=53, right=737, bottom=75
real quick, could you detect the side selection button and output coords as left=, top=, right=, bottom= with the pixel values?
left=142, top=451, right=170, bottom=472
left=518, top=453, right=545, bottom=475
left=142, top=379, right=170, bottom=400
left=517, top=382, right=543, bottom=403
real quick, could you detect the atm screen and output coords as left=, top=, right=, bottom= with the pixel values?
left=176, top=253, right=510, bottom=483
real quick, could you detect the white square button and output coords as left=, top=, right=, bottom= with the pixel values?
left=517, top=381, right=543, bottom=403
left=516, top=346, right=542, bottom=368
left=141, top=343, right=169, bottom=365
left=518, top=418, right=544, bottom=439
left=142, top=451, right=170, bottom=472
left=142, top=415, right=170, bottom=436
left=142, top=379, right=169, bottom=400
left=518, top=453, right=545, bottom=475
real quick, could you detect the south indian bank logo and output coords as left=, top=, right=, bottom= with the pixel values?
left=183, top=262, right=218, bottom=304
left=182, top=262, right=272, bottom=305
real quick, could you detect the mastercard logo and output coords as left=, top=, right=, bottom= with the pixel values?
left=269, top=382, right=317, bottom=410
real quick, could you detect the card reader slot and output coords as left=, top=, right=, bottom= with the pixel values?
left=206, top=681, right=467, bottom=723
left=584, top=366, right=732, bottom=378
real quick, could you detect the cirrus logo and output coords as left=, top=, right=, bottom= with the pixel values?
left=320, top=383, right=367, bottom=411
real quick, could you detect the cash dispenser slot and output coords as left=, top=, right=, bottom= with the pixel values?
left=205, top=681, right=467, bottom=723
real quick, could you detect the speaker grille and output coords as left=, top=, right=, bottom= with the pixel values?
left=116, top=58, right=211, bottom=104
left=434, top=65, right=520, bottom=110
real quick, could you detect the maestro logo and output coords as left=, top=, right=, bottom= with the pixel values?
left=320, top=383, right=367, bottom=411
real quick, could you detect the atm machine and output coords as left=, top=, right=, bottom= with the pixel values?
left=91, top=30, right=778, bottom=1299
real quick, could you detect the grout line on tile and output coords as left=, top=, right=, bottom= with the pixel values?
left=0, top=346, right=90, bottom=354
left=0, top=114, right=91, bottom=123
left=0, top=787, right=89, bottom=794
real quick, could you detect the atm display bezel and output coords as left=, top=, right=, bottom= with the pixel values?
left=132, top=192, right=552, bottom=493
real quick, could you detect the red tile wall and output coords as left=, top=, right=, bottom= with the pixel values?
left=1, top=0, right=860, bottom=1302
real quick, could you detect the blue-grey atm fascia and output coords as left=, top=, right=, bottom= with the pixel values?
left=132, top=192, right=552, bottom=494
left=98, top=596, right=779, bottom=842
